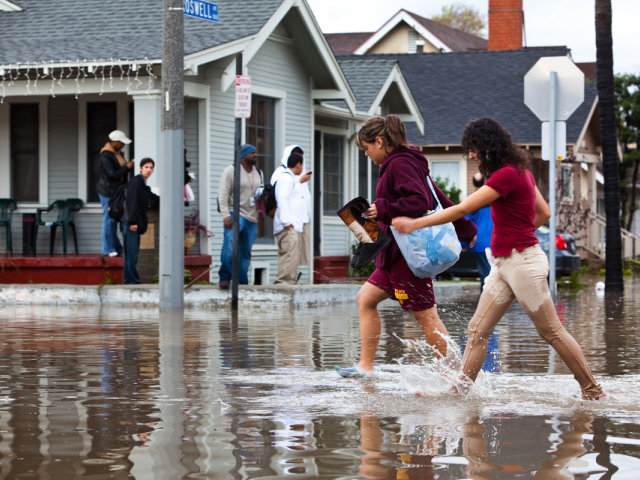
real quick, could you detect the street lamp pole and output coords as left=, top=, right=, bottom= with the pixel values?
left=159, top=0, right=185, bottom=310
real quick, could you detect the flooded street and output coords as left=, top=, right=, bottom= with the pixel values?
left=1, top=279, right=640, bottom=479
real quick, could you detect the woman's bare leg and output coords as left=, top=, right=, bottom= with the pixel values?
left=412, top=306, right=450, bottom=359
left=356, top=282, right=391, bottom=372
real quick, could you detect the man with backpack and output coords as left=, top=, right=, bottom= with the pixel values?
left=217, top=144, right=263, bottom=289
left=273, top=150, right=305, bottom=284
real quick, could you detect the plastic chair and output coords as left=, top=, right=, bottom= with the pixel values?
left=0, top=199, right=17, bottom=254
left=33, top=198, right=84, bottom=255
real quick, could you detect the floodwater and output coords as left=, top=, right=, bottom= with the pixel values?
left=0, top=279, right=640, bottom=479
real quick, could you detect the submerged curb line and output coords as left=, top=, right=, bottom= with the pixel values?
left=0, top=283, right=481, bottom=308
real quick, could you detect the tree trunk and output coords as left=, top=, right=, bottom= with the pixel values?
left=626, top=157, right=639, bottom=232
left=596, top=0, right=624, bottom=290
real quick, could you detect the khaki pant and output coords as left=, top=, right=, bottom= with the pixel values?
left=275, top=228, right=301, bottom=285
left=299, top=223, right=310, bottom=265
left=460, top=244, right=602, bottom=399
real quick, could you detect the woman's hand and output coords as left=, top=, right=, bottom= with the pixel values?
left=364, top=203, right=378, bottom=220
left=392, top=216, right=419, bottom=234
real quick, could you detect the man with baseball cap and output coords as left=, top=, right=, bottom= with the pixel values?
left=97, top=130, right=134, bottom=257
left=217, top=143, right=263, bottom=289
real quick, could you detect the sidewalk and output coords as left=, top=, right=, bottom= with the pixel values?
left=0, top=282, right=481, bottom=308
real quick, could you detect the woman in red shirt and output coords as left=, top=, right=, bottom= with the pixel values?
left=393, top=117, right=603, bottom=400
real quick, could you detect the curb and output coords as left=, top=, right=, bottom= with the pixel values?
left=0, top=282, right=481, bottom=308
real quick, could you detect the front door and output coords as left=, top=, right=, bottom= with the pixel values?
left=313, top=130, right=322, bottom=257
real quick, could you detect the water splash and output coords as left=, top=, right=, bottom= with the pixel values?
left=395, top=333, right=487, bottom=397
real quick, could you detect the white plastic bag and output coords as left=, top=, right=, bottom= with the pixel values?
left=390, top=177, right=461, bottom=278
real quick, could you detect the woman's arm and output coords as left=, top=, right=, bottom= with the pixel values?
left=392, top=186, right=501, bottom=233
left=533, top=186, right=551, bottom=229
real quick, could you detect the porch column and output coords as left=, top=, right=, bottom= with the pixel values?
left=587, top=162, right=597, bottom=213
left=132, top=94, right=162, bottom=192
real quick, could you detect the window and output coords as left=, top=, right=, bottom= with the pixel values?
left=561, top=165, right=573, bottom=201
left=10, top=104, right=39, bottom=202
left=430, top=161, right=460, bottom=189
left=323, top=134, right=344, bottom=215
left=87, top=102, right=117, bottom=203
left=246, top=96, right=276, bottom=240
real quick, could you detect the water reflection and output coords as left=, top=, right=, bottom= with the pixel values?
left=0, top=281, right=638, bottom=478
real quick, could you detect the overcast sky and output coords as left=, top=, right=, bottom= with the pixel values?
left=307, top=0, right=639, bottom=74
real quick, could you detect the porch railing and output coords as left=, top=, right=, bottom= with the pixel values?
left=583, top=213, right=640, bottom=260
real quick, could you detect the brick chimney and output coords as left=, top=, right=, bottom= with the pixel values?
left=488, top=0, right=524, bottom=51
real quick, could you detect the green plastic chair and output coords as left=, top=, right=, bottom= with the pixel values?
left=0, top=199, right=17, bottom=255
left=33, top=198, right=84, bottom=255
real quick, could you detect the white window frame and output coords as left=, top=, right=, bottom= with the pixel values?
left=0, top=96, right=49, bottom=206
left=427, top=157, right=468, bottom=200
left=246, top=85, right=286, bottom=252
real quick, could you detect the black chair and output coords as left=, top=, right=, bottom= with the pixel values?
left=0, top=199, right=17, bottom=254
left=33, top=198, right=83, bottom=254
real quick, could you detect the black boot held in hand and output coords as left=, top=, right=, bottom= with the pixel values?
left=337, top=197, right=390, bottom=270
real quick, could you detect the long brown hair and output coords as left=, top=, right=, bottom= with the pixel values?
left=355, top=114, right=409, bottom=150
left=461, top=117, right=529, bottom=178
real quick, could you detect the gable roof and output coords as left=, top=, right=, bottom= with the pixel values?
left=338, top=48, right=595, bottom=146
left=0, top=0, right=282, bottom=65
left=404, top=11, right=487, bottom=52
left=353, top=9, right=487, bottom=55
left=324, top=32, right=374, bottom=56
left=337, top=59, right=397, bottom=112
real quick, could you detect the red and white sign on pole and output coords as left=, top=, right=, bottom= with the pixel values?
left=234, top=75, right=251, bottom=118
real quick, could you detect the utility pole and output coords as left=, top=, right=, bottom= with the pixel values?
left=159, top=0, right=185, bottom=310
left=231, top=53, right=242, bottom=310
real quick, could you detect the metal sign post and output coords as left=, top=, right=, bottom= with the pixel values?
left=524, top=56, right=585, bottom=302
left=231, top=54, right=251, bottom=310
left=549, top=71, right=557, bottom=300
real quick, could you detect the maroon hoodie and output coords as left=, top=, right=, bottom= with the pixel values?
left=372, top=145, right=477, bottom=271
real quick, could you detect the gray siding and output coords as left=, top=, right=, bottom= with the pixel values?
left=206, top=38, right=313, bottom=284
left=322, top=223, right=349, bottom=256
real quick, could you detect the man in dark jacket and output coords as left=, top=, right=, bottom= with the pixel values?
left=97, top=130, right=134, bottom=257
left=122, top=158, right=160, bottom=285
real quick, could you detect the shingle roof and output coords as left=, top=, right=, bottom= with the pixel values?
left=325, top=32, right=374, bottom=56
left=336, top=58, right=397, bottom=112
left=405, top=11, right=487, bottom=52
left=0, top=0, right=283, bottom=65
left=338, top=48, right=596, bottom=146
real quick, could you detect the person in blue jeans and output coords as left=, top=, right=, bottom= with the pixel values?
left=122, top=158, right=159, bottom=284
left=461, top=173, right=494, bottom=290
left=96, top=130, right=134, bottom=257
left=217, top=144, right=262, bottom=288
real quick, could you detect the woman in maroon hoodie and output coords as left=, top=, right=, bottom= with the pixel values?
left=335, top=115, right=477, bottom=378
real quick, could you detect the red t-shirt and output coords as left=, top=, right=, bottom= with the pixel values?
left=485, top=163, right=539, bottom=257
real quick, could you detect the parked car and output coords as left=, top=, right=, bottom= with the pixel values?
left=443, top=227, right=581, bottom=278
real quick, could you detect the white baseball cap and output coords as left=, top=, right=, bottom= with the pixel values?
left=109, top=130, right=132, bottom=144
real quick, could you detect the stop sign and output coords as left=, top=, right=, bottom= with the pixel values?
left=524, top=56, right=585, bottom=122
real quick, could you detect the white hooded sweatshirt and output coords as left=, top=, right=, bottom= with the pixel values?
left=271, top=145, right=311, bottom=225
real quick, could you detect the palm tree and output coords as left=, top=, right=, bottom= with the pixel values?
left=596, top=0, right=623, bottom=291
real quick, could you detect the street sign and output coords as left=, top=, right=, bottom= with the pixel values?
left=183, top=0, right=219, bottom=23
left=524, top=56, right=585, bottom=122
left=234, top=75, right=251, bottom=118
left=541, top=121, right=567, bottom=161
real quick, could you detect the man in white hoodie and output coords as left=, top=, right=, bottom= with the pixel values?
left=273, top=150, right=306, bottom=284
left=271, top=145, right=312, bottom=272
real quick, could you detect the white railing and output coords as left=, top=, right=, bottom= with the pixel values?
left=583, top=213, right=640, bottom=259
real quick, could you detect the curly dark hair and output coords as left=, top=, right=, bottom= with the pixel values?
left=460, top=117, right=529, bottom=178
